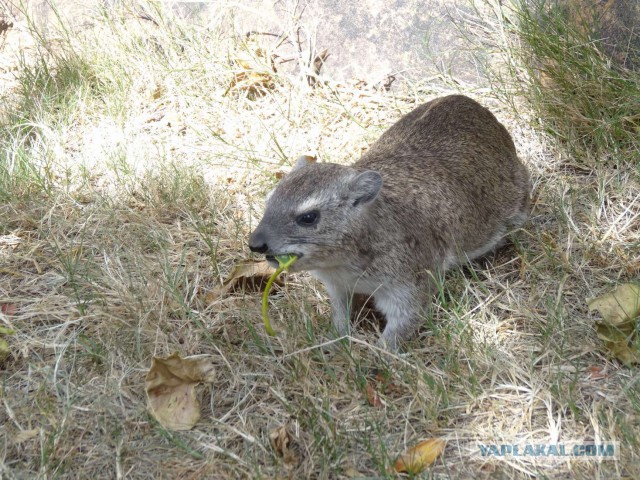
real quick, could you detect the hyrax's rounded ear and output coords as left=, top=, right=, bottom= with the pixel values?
left=292, top=155, right=314, bottom=172
left=349, top=170, right=382, bottom=206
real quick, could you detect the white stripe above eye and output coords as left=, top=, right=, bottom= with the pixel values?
left=295, top=195, right=325, bottom=216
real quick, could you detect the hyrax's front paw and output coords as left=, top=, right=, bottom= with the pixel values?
left=376, top=332, right=402, bottom=353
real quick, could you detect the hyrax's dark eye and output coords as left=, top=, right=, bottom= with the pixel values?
left=296, top=211, right=320, bottom=226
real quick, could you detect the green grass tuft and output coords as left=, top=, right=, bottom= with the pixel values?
left=516, top=1, right=639, bottom=165
left=484, top=0, right=640, bottom=172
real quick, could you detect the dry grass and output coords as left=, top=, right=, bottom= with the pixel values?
left=1, top=0, right=639, bottom=478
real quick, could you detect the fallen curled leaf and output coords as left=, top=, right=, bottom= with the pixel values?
left=207, top=260, right=279, bottom=303
left=587, top=365, right=607, bottom=380
left=365, top=382, right=383, bottom=408
left=269, top=424, right=300, bottom=468
left=145, top=352, right=215, bottom=431
left=394, top=438, right=446, bottom=474
left=368, top=368, right=401, bottom=396
left=588, top=283, right=640, bottom=366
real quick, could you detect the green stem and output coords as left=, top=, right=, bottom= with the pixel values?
left=261, top=255, right=297, bottom=336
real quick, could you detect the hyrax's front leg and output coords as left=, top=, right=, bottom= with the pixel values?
left=324, top=283, right=352, bottom=337
left=374, top=284, right=427, bottom=351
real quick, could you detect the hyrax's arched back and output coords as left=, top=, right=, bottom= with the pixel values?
left=249, top=95, right=531, bottom=350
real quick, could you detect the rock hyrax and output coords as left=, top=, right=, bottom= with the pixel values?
left=249, top=95, right=531, bottom=350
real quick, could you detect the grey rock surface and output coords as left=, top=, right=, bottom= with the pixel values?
left=215, top=0, right=482, bottom=84
left=253, top=0, right=476, bottom=82
left=1, top=0, right=483, bottom=86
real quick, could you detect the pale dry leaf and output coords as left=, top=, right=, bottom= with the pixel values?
left=588, top=283, right=640, bottom=325
left=394, top=438, right=446, bottom=474
left=588, top=283, right=640, bottom=365
left=595, top=323, right=640, bottom=366
left=13, top=428, right=39, bottom=444
left=145, top=352, right=215, bottom=431
left=207, top=259, right=279, bottom=303
left=343, top=467, right=364, bottom=477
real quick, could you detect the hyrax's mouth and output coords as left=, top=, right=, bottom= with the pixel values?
left=265, top=254, right=302, bottom=268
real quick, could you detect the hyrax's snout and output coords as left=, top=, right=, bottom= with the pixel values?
left=248, top=229, right=269, bottom=254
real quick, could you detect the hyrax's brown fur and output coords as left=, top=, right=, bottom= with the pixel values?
left=249, top=95, right=531, bottom=350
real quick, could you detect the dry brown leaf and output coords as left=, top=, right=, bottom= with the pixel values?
left=13, top=428, right=39, bottom=444
left=145, top=352, right=215, bottom=431
left=269, top=424, right=300, bottom=468
left=1, top=303, right=17, bottom=316
left=207, top=260, right=279, bottom=303
left=150, top=83, right=164, bottom=100
left=588, top=283, right=640, bottom=366
left=587, top=365, right=607, bottom=380
left=309, top=48, right=330, bottom=87
left=394, top=438, right=446, bottom=474
left=365, top=382, right=383, bottom=408
left=368, top=368, right=401, bottom=396
left=226, top=42, right=276, bottom=98
left=0, top=19, right=12, bottom=36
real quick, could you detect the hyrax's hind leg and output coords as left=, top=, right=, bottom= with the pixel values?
left=465, top=202, right=530, bottom=262
left=506, top=187, right=531, bottom=232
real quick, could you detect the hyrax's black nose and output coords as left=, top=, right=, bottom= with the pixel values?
left=249, top=242, right=268, bottom=254
left=248, top=231, right=269, bottom=254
